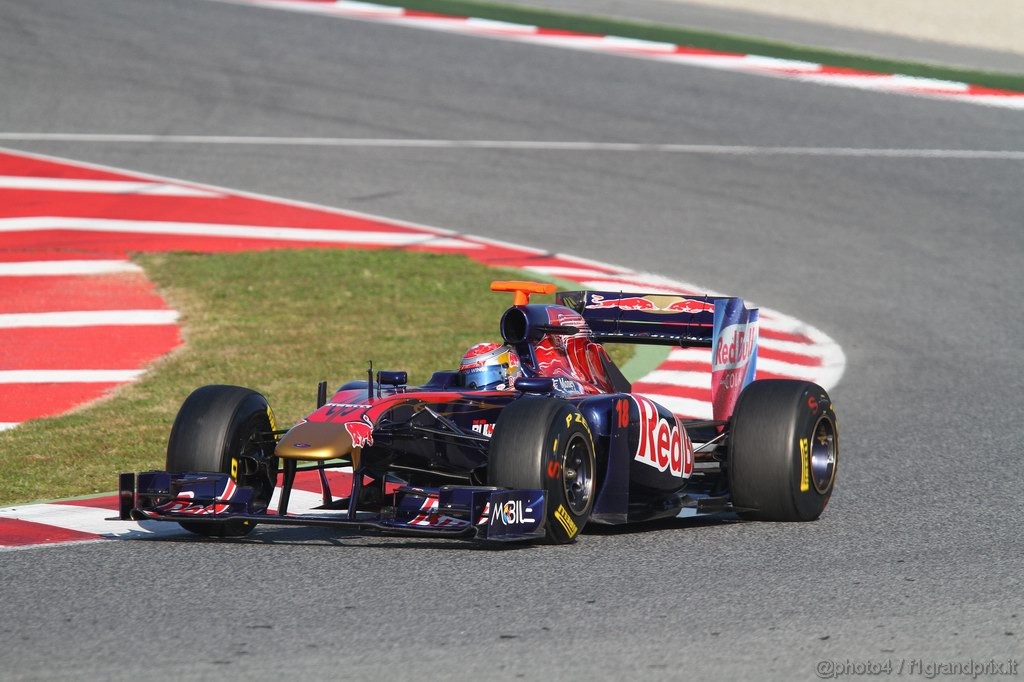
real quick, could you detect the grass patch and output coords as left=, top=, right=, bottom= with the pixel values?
left=372, top=0, right=1024, bottom=92
left=0, top=249, right=634, bottom=506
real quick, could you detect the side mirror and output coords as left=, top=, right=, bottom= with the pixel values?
left=514, top=377, right=554, bottom=394
left=377, top=370, right=408, bottom=387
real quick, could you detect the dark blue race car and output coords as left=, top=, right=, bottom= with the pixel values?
left=118, top=281, right=838, bottom=544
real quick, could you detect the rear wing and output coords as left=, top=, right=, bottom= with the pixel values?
left=556, top=290, right=753, bottom=348
left=557, top=290, right=760, bottom=420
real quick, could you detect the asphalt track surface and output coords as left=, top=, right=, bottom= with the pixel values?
left=1, top=0, right=1022, bottom=679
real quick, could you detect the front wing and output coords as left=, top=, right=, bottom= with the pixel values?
left=119, top=471, right=547, bottom=542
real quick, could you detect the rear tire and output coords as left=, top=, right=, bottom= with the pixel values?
left=488, top=398, right=596, bottom=544
left=166, top=385, right=279, bottom=536
left=728, top=380, right=838, bottom=521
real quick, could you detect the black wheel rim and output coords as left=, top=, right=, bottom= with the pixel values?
left=561, top=433, right=594, bottom=515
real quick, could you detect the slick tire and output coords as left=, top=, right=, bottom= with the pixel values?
left=166, top=385, right=279, bottom=537
left=488, top=397, right=596, bottom=544
left=728, top=380, right=838, bottom=521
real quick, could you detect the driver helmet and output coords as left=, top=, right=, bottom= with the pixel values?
left=459, top=342, right=522, bottom=391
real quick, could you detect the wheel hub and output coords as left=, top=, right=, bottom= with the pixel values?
left=562, top=434, right=594, bottom=515
left=810, top=416, right=837, bottom=494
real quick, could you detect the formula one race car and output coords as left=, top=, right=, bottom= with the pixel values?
left=118, top=281, right=839, bottom=544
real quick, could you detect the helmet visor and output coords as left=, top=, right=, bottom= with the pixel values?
left=461, top=363, right=509, bottom=390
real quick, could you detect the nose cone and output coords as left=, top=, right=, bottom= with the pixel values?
left=276, top=421, right=356, bottom=461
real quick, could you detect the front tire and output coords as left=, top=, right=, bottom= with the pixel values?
left=728, top=380, right=838, bottom=521
left=488, top=398, right=596, bottom=544
left=166, top=385, right=279, bottom=536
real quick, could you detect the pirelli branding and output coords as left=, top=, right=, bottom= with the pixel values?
left=554, top=504, right=578, bottom=538
left=799, top=438, right=810, bottom=492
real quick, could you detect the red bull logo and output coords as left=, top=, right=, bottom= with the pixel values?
left=632, top=395, right=693, bottom=478
left=710, top=310, right=759, bottom=421
left=712, top=322, right=758, bottom=371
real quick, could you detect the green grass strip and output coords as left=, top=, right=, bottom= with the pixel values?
left=375, top=0, right=1024, bottom=93
left=619, top=344, right=671, bottom=382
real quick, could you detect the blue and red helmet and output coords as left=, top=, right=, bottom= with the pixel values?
left=459, top=342, right=522, bottom=391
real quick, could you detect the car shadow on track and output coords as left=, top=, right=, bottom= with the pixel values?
left=126, top=514, right=742, bottom=550
left=128, top=525, right=539, bottom=551
left=583, top=513, right=741, bottom=537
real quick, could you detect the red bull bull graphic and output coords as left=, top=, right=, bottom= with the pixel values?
left=585, top=294, right=716, bottom=314
left=710, top=300, right=759, bottom=421
left=586, top=294, right=659, bottom=311
left=344, top=417, right=376, bottom=449
left=663, top=298, right=717, bottom=314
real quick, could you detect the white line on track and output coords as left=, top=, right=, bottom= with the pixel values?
left=0, top=217, right=481, bottom=249
left=0, top=176, right=220, bottom=197
left=0, top=260, right=142, bottom=276
left=0, top=134, right=1022, bottom=159
left=0, top=370, right=144, bottom=383
left=1, top=146, right=469, bottom=241
left=0, top=422, right=18, bottom=432
left=0, top=309, right=179, bottom=328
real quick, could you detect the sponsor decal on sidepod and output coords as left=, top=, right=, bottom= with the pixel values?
left=631, top=395, right=694, bottom=478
